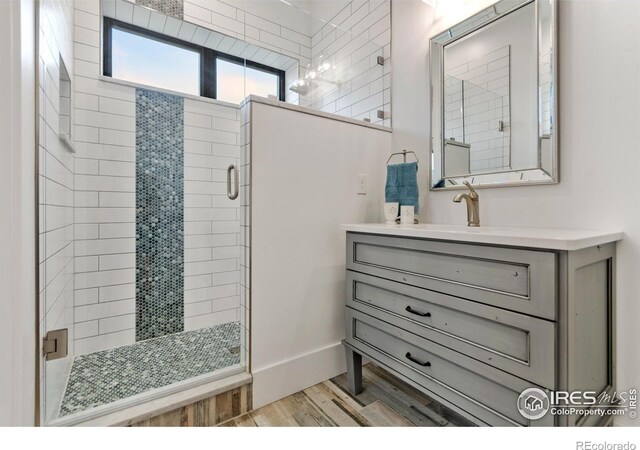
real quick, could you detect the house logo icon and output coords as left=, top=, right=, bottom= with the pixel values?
left=525, top=396, right=543, bottom=411
left=517, top=388, right=550, bottom=420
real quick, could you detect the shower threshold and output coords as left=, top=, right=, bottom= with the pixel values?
left=58, top=321, right=242, bottom=419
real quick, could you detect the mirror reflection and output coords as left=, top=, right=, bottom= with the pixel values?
left=443, top=44, right=511, bottom=176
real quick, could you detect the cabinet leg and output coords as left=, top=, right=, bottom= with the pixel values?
left=345, top=347, right=363, bottom=395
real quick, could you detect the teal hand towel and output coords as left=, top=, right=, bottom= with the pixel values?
left=385, top=162, right=419, bottom=213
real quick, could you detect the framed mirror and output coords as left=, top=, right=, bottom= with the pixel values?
left=430, top=0, right=557, bottom=190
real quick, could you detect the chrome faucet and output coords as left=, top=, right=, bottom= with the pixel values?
left=453, top=181, right=480, bottom=227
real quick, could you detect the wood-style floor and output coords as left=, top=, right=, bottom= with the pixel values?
left=219, top=363, right=474, bottom=427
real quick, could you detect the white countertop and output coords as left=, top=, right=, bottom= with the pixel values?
left=341, top=223, right=623, bottom=251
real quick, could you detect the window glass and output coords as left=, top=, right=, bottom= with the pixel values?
left=216, top=58, right=279, bottom=104
left=111, top=28, right=200, bottom=96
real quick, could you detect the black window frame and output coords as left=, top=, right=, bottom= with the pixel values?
left=103, top=17, right=286, bottom=102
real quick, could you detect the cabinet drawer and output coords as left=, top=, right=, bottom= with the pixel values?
left=347, top=271, right=556, bottom=389
left=347, top=233, right=557, bottom=320
left=345, top=308, right=554, bottom=427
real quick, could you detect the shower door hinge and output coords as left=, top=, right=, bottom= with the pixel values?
left=377, top=55, right=385, bottom=66
left=43, top=329, right=68, bottom=360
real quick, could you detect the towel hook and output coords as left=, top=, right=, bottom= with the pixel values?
left=387, top=149, right=419, bottom=165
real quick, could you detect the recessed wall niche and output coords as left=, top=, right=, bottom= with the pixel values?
left=58, top=55, right=75, bottom=153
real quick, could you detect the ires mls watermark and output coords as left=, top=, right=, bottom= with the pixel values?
left=516, top=387, right=638, bottom=420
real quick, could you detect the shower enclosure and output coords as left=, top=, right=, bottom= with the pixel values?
left=38, top=0, right=389, bottom=425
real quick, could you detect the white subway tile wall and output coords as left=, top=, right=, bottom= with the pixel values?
left=444, top=46, right=511, bottom=173
left=73, top=0, right=136, bottom=356
left=39, top=0, right=76, bottom=423
left=184, top=0, right=310, bottom=59
left=184, top=98, right=241, bottom=332
left=306, top=0, right=391, bottom=126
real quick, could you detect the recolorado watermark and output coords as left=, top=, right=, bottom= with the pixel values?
left=516, top=387, right=637, bottom=420
left=576, top=443, right=636, bottom=450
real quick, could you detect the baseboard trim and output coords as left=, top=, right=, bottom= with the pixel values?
left=252, top=342, right=347, bottom=409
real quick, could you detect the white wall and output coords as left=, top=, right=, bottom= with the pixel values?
left=391, top=0, right=640, bottom=426
left=249, top=101, right=390, bottom=408
left=0, top=0, right=37, bottom=427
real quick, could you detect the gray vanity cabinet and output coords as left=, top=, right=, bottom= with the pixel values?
left=343, top=232, right=616, bottom=427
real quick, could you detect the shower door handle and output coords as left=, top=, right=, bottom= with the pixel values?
left=227, top=164, right=239, bottom=200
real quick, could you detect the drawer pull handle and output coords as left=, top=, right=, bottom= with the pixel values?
left=405, top=306, right=431, bottom=317
left=405, top=352, right=431, bottom=367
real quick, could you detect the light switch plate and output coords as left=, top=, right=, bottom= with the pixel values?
left=357, top=174, right=367, bottom=195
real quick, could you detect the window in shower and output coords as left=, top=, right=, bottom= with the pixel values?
left=103, top=18, right=285, bottom=103
left=106, top=21, right=201, bottom=96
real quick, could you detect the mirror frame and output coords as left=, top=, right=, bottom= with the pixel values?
left=429, top=0, right=558, bottom=190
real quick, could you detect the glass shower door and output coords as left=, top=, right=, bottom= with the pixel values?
left=37, top=0, right=250, bottom=424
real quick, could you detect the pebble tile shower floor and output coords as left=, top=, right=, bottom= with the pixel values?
left=59, top=322, right=241, bottom=417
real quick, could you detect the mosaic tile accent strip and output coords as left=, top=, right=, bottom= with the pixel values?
left=136, top=88, right=185, bottom=341
left=136, top=0, right=184, bottom=20
left=59, top=322, right=241, bottom=417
